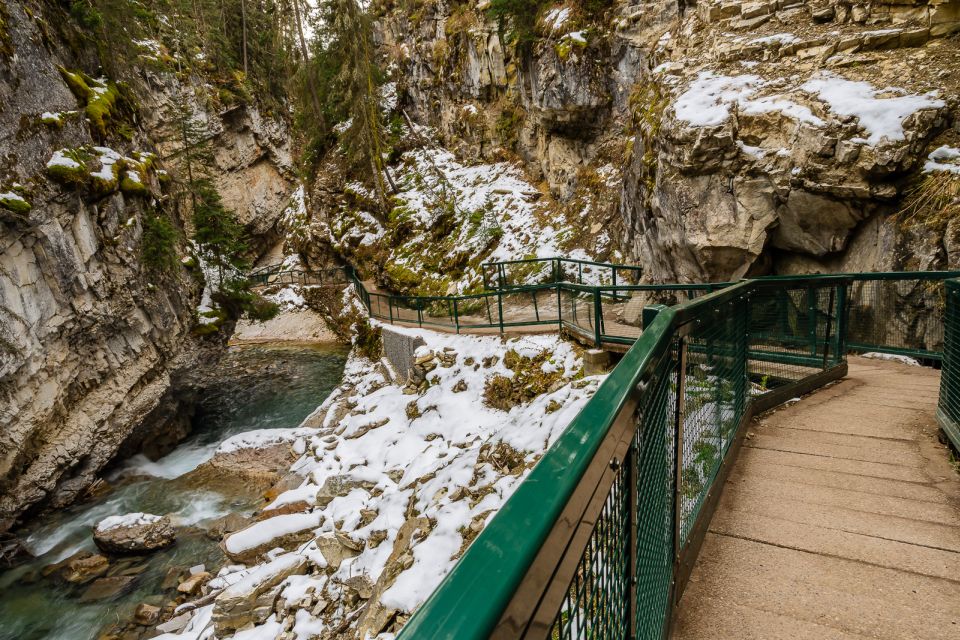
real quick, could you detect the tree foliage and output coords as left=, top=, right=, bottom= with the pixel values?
left=296, top=0, right=396, bottom=208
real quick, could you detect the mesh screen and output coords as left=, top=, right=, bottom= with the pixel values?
left=939, top=280, right=960, bottom=437
left=846, top=278, right=945, bottom=357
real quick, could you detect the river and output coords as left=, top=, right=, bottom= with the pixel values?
left=0, top=343, right=348, bottom=640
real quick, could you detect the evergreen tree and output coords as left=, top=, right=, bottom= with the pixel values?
left=310, top=0, right=397, bottom=209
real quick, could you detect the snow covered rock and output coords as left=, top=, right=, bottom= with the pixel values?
left=212, top=554, right=309, bottom=635
left=93, top=513, right=175, bottom=554
left=222, top=512, right=322, bottom=563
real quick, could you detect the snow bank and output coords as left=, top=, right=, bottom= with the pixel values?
left=861, top=352, right=922, bottom=367
left=156, top=326, right=605, bottom=639
left=215, top=427, right=318, bottom=455
left=223, top=513, right=322, bottom=555
left=673, top=72, right=821, bottom=128
left=802, top=72, right=944, bottom=145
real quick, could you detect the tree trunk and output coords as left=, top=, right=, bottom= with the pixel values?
left=291, top=0, right=325, bottom=129
left=240, top=0, right=249, bottom=77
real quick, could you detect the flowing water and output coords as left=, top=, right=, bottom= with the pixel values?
left=0, top=343, right=348, bottom=640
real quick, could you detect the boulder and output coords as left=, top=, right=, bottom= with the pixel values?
left=93, top=513, right=176, bottom=554
left=133, top=603, right=161, bottom=626
left=59, top=553, right=110, bottom=584
left=212, top=554, right=308, bottom=635
left=177, top=571, right=212, bottom=595
left=221, top=512, right=322, bottom=563
left=78, top=575, right=138, bottom=602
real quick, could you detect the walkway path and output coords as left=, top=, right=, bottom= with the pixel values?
left=674, top=356, right=960, bottom=639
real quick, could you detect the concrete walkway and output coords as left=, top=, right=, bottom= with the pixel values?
left=674, top=357, right=960, bottom=639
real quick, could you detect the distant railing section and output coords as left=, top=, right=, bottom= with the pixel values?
left=251, top=259, right=957, bottom=639
left=481, top=257, right=644, bottom=290
left=248, top=267, right=351, bottom=288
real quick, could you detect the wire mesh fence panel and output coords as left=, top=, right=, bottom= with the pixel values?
left=677, top=295, right=748, bottom=543
left=500, top=288, right=560, bottom=326
left=746, top=284, right=841, bottom=386
left=548, top=448, right=632, bottom=640
left=455, top=294, right=501, bottom=329
left=368, top=294, right=390, bottom=321
left=846, top=278, right=946, bottom=358
left=938, top=280, right=960, bottom=448
left=632, top=349, right=679, bottom=639
left=559, top=287, right=597, bottom=343
left=485, top=260, right=558, bottom=289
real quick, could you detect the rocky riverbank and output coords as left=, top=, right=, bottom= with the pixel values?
left=87, top=325, right=605, bottom=640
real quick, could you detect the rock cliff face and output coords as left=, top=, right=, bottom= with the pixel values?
left=0, top=0, right=294, bottom=530
left=373, top=0, right=960, bottom=282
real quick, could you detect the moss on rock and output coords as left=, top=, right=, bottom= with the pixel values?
left=0, top=190, right=31, bottom=215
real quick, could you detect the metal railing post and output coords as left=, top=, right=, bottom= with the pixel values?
left=498, top=291, right=505, bottom=334
left=388, top=297, right=394, bottom=324
left=593, top=287, right=602, bottom=347
left=417, top=300, right=423, bottom=328
left=823, top=285, right=836, bottom=369
left=836, top=281, right=849, bottom=362
left=454, top=298, right=460, bottom=334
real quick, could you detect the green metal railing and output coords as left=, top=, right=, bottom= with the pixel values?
left=397, top=276, right=850, bottom=640
left=938, top=279, right=960, bottom=451
left=844, top=271, right=959, bottom=360
left=255, top=259, right=956, bottom=638
left=481, top=257, right=644, bottom=290
left=248, top=266, right=350, bottom=288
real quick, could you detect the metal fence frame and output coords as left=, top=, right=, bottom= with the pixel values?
left=397, top=276, right=851, bottom=640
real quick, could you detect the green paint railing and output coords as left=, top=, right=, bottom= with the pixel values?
left=248, top=267, right=350, bottom=288
left=481, top=257, right=645, bottom=290
left=397, top=276, right=850, bottom=640
left=256, top=260, right=955, bottom=638
left=938, top=279, right=960, bottom=451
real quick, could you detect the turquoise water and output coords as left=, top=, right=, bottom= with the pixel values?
left=0, top=343, right=347, bottom=640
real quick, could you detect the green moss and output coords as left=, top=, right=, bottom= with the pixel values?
left=483, top=348, right=566, bottom=410
left=85, top=82, right=120, bottom=138
left=0, top=1, right=12, bottom=59
left=193, top=308, right=228, bottom=336
left=57, top=68, right=123, bottom=138
left=0, top=191, right=31, bottom=215
left=383, top=261, right=423, bottom=291
left=120, top=169, right=149, bottom=196
left=58, top=67, right=95, bottom=101
left=46, top=148, right=91, bottom=186
left=40, top=112, right=64, bottom=128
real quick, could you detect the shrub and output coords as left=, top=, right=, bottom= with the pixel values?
left=141, top=214, right=178, bottom=273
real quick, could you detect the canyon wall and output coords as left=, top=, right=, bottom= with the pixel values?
left=373, top=0, right=960, bottom=282
left=0, top=0, right=295, bottom=530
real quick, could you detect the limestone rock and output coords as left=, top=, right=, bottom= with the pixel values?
left=221, top=512, right=322, bottom=563
left=177, top=571, right=211, bottom=595
left=212, top=554, right=308, bottom=635
left=93, top=513, right=176, bottom=555
left=78, top=575, right=138, bottom=603
left=133, top=603, right=161, bottom=626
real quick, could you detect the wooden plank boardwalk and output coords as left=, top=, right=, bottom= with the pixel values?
left=673, top=357, right=960, bottom=639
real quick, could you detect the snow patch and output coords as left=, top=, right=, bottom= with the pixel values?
left=802, top=72, right=944, bottom=145
left=924, top=146, right=960, bottom=174
left=95, top=512, right=163, bottom=533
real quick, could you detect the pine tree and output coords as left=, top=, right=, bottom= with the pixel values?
left=317, top=0, right=397, bottom=210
